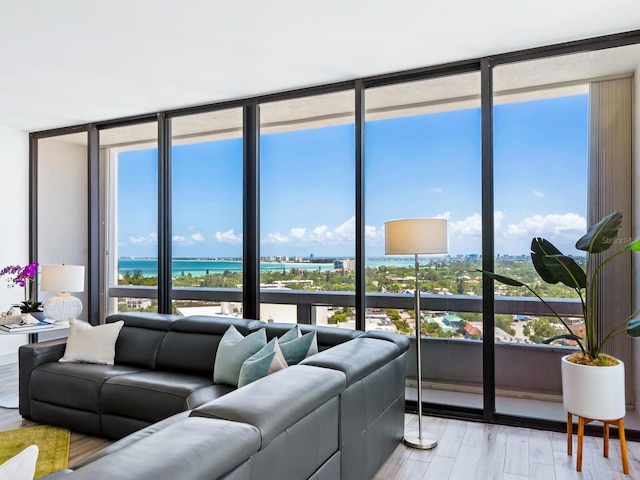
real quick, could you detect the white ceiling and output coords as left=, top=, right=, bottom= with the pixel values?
left=1, top=0, right=640, bottom=133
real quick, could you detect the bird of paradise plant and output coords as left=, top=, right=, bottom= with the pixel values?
left=483, top=211, right=640, bottom=366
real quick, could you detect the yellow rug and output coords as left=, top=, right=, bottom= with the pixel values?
left=0, top=425, right=70, bottom=478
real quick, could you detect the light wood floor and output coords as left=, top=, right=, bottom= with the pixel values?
left=2, top=362, right=640, bottom=479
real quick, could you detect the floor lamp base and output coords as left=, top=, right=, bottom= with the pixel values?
left=403, top=432, right=438, bottom=450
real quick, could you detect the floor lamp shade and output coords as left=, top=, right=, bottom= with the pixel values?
left=385, top=218, right=448, bottom=255
left=41, top=265, right=85, bottom=323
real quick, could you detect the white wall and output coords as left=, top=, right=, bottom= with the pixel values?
left=37, top=136, right=88, bottom=318
left=0, top=125, right=30, bottom=363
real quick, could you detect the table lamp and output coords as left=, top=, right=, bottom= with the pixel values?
left=41, top=264, right=85, bottom=325
left=385, top=218, right=448, bottom=449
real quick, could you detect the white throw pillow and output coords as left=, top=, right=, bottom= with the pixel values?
left=59, top=319, right=124, bottom=365
left=0, top=445, right=38, bottom=480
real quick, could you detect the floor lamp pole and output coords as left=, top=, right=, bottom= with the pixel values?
left=403, top=253, right=438, bottom=449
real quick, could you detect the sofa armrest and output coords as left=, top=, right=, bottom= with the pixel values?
left=191, top=365, right=346, bottom=448
left=19, top=339, right=67, bottom=417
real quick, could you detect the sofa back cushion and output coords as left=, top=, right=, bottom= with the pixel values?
left=155, top=316, right=261, bottom=375
left=107, top=313, right=178, bottom=369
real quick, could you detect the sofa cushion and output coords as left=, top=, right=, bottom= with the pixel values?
left=213, top=326, right=267, bottom=387
left=107, top=313, right=177, bottom=369
left=30, top=362, right=143, bottom=412
left=238, top=338, right=288, bottom=387
left=55, top=417, right=261, bottom=480
left=74, top=411, right=192, bottom=468
left=101, top=371, right=233, bottom=424
left=59, top=320, right=124, bottom=365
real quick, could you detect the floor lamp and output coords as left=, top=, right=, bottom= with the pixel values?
left=385, top=218, right=448, bottom=450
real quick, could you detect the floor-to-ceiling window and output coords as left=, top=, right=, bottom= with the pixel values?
left=492, top=44, right=637, bottom=422
left=259, top=91, right=356, bottom=325
left=365, top=71, right=483, bottom=409
left=101, top=121, right=159, bottom=314
left=170, top=108, right=244, bottom=316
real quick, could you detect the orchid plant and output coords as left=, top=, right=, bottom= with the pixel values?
left=483, top=211, right=640, bottom=365
left=0, top=262, right=42, bottom=313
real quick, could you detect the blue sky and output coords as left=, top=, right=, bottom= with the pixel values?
left=117, top=93, right=588, bottom=258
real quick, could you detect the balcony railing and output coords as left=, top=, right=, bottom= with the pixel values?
left=109, top=285, right=582, bottom=321
left=108, top=285, right=581, bottom=400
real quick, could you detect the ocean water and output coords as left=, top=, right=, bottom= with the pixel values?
left=118, top=257, right=417, bottom=277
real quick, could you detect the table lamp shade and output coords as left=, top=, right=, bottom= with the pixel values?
left=41, top=265, right=85, bottom=293
left=385, top=219, right=448, bottom=255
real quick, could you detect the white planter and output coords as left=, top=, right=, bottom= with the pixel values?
left=561, top=354, right=625, bottom=420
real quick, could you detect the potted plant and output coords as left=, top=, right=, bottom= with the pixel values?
left=0, top=262, right=43, bottom=315
left=483, top=211, right=640, bottom=420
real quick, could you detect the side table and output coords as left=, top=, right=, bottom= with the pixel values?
left=0, top=323, right=69, bottom=409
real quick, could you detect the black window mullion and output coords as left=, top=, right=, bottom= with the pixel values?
left=481, top=58, right=496, bottom=422
left=243, top=103, right=260, bottom=319
left=157, top=114, right=172, bottom=313
left=355, top=80, right=366, bottom=331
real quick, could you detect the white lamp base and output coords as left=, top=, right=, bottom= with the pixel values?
left=44, top=292, right=82, bottom=325
left=403, top=432, right=438, bottom=450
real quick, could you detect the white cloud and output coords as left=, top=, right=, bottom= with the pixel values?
left=130, top=233, right=157, bottom=245
left=506, top=213, right=586, bottom=239
left=173, top=235, right=193, bottom=246
left=215, top=229, right=243, bottom=244
left=365, top=224, right=381, bottom=239
left=446, top=211, right=503, bottom=237
left=533, top=190, right=545, bottom=198
left=290, top=227, right=306, bottom=239
left=263, top=232, right=289, bottom=244
left=431, top=187, right=443, bottom=193
left=173, top=232, right=205, bottom=245
left=333, top=217, right=355, bottom=241
left=263, top=216, right=385, bottom=246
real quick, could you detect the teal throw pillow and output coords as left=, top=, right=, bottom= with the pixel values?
left=279, top=330, right=318, bottom=365
left=278, top=325, right=300, bottom=343
left=213, top=326, right=267, bottom=387
left=238, top=338, right=288, bottom=388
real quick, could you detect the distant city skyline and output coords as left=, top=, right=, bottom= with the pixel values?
left=117, top=93, right=588, bottom=259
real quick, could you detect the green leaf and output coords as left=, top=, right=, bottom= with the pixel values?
left=575, top=211, right=622, bottom=253
left=624, top=237, right=640, bottom=252
left=477, top=270, right=526, bottom=287
left=542, top=333, right=581, bottom=344
left=530, top=238, right=563, bottom=284
left=627, top=318, right=640, bottom=337
left=540, top=254, right=586, bottom=289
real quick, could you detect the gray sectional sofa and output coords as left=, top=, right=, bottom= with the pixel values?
left=19, top=312, right=410, bottom=480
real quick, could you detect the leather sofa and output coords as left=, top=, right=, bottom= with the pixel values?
left=20, top=312, right=410, bottom=480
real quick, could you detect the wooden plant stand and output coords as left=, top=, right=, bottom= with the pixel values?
left=567, top=412, right=629, bottom=474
